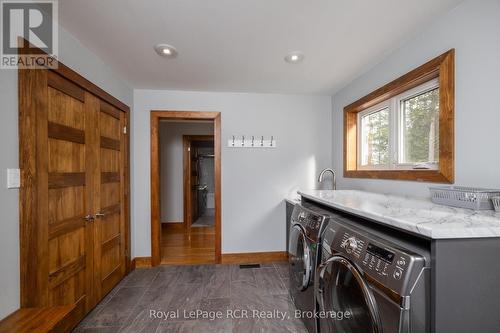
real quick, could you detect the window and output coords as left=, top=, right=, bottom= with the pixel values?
left=357, top=79, right=439, bottom=170
left=399, top=85, right=439, bottom=166
left=344, top=49, right=454, bottom=183
left=359, top=105, right=390, bottom=168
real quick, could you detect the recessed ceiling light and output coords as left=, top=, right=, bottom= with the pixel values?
left=284, top=52, right=304, bottom=64
left=154, top=44, right=178, bottom=58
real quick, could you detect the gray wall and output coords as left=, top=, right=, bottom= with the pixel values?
left=332, top=0, right=500, bottom=198
left=132, top=90, right=332, bottom=257
left=159, top=121, right=214, bottom=222
left=0, top=26, right=133, bottom=319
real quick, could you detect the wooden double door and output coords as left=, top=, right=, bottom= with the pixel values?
left=20, top=66, right=130, bottom=321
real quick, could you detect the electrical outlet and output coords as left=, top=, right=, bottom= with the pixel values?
left=7, top=168, right=20, bottom=189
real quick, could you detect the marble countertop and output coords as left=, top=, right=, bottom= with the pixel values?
left=298, top=190, right=500, bottom=239
left=285, top=196, right=301, bottom=205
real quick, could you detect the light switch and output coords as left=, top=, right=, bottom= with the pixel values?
left=7, top=168, right=20, bottom=189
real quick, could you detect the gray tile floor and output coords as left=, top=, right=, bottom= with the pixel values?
left=73, top=263, right=307, bottom=333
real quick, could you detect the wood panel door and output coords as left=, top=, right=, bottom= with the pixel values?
left=93, top=100, right=127, bottom=298
left=28, top=71, right=95, bottom=317
left=20, top=63, right=130, bottom=326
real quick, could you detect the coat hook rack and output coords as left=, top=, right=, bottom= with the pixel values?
left=227, top=135, right=277, bottom=148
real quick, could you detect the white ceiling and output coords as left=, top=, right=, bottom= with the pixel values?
left=59, top=0, right=463, bottom=95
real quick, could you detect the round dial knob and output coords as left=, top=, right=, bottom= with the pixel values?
left=298, top=211, right=306, bottom=221
left=342, top=237, right=358, bottom=254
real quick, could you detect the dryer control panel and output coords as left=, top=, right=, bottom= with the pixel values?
left=291, top=205, right=329, bottom=243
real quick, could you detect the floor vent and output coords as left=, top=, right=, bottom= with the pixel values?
left=239, top=264, right=261, bottom=269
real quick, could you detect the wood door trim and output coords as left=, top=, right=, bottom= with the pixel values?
left=184, top=135, right=215, bottom=141
left=19, top=68, right=49, bottom=307
left=150, top=111, right=222, bottom=266
left=131, top=257, right=152, bottom=269
left=183, top=135, right=215, bottom=229
left=19, top=48, right=131, bottom=319
left=182, top=136, right=189, bottom=229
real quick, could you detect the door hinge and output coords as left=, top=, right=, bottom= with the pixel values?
left=123, top=126, right=127, bottom=134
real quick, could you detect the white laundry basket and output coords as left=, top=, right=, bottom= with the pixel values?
left=429, top=186, right=500, bottom=210
left=492, top=196, right=500, bottom=212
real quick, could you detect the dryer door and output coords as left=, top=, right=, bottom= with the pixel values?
left=289, top=224, right=312, bottom=291
left=316, top=255, right=383, bottom=333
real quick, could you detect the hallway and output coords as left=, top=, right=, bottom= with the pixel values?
left=192, top=208, right=215, bottom=227
left=161, top=224, right=216, bottom=265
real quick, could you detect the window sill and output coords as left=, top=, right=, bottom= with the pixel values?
left=344, top=169, right=453, bottom=183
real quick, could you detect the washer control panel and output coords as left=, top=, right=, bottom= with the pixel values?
left=340, top=234, right=365, bottom=257
left=362, top=243, right=409, bottom=282
left=328, top=224, right=418, bottom=294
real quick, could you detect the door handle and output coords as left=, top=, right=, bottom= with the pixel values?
left=83, top=214, right=95, bottom=222
left=95, top=212, right=106, bottom=218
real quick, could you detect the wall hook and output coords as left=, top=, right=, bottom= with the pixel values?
left=227, top=135, right=276, bottom=148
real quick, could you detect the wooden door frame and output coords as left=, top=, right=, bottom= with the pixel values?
left=150, top=111, right=222, bottom=266
left=18, top=43, right=131, bottom=309
left=183, top=135, right=215, bottom=229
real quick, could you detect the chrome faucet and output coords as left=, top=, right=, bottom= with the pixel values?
left=318, top=168, right=336, bottom=190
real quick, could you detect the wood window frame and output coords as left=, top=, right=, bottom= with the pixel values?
left=344, top=49, right=455, bottom=183
left=150, top=111, right=222, bottom=266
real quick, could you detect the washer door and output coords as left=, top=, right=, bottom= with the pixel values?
left=289, top=224, right=312, bottom=291
left=316, top=255, right=383, bottom=333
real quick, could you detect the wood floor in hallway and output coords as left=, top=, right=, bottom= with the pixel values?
left=161, top=224, right=216, bottom=265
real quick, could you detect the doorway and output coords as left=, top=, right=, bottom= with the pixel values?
left=183, top=135, right=216, bottom=229
left=150, top=111, right=221, bottom=266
